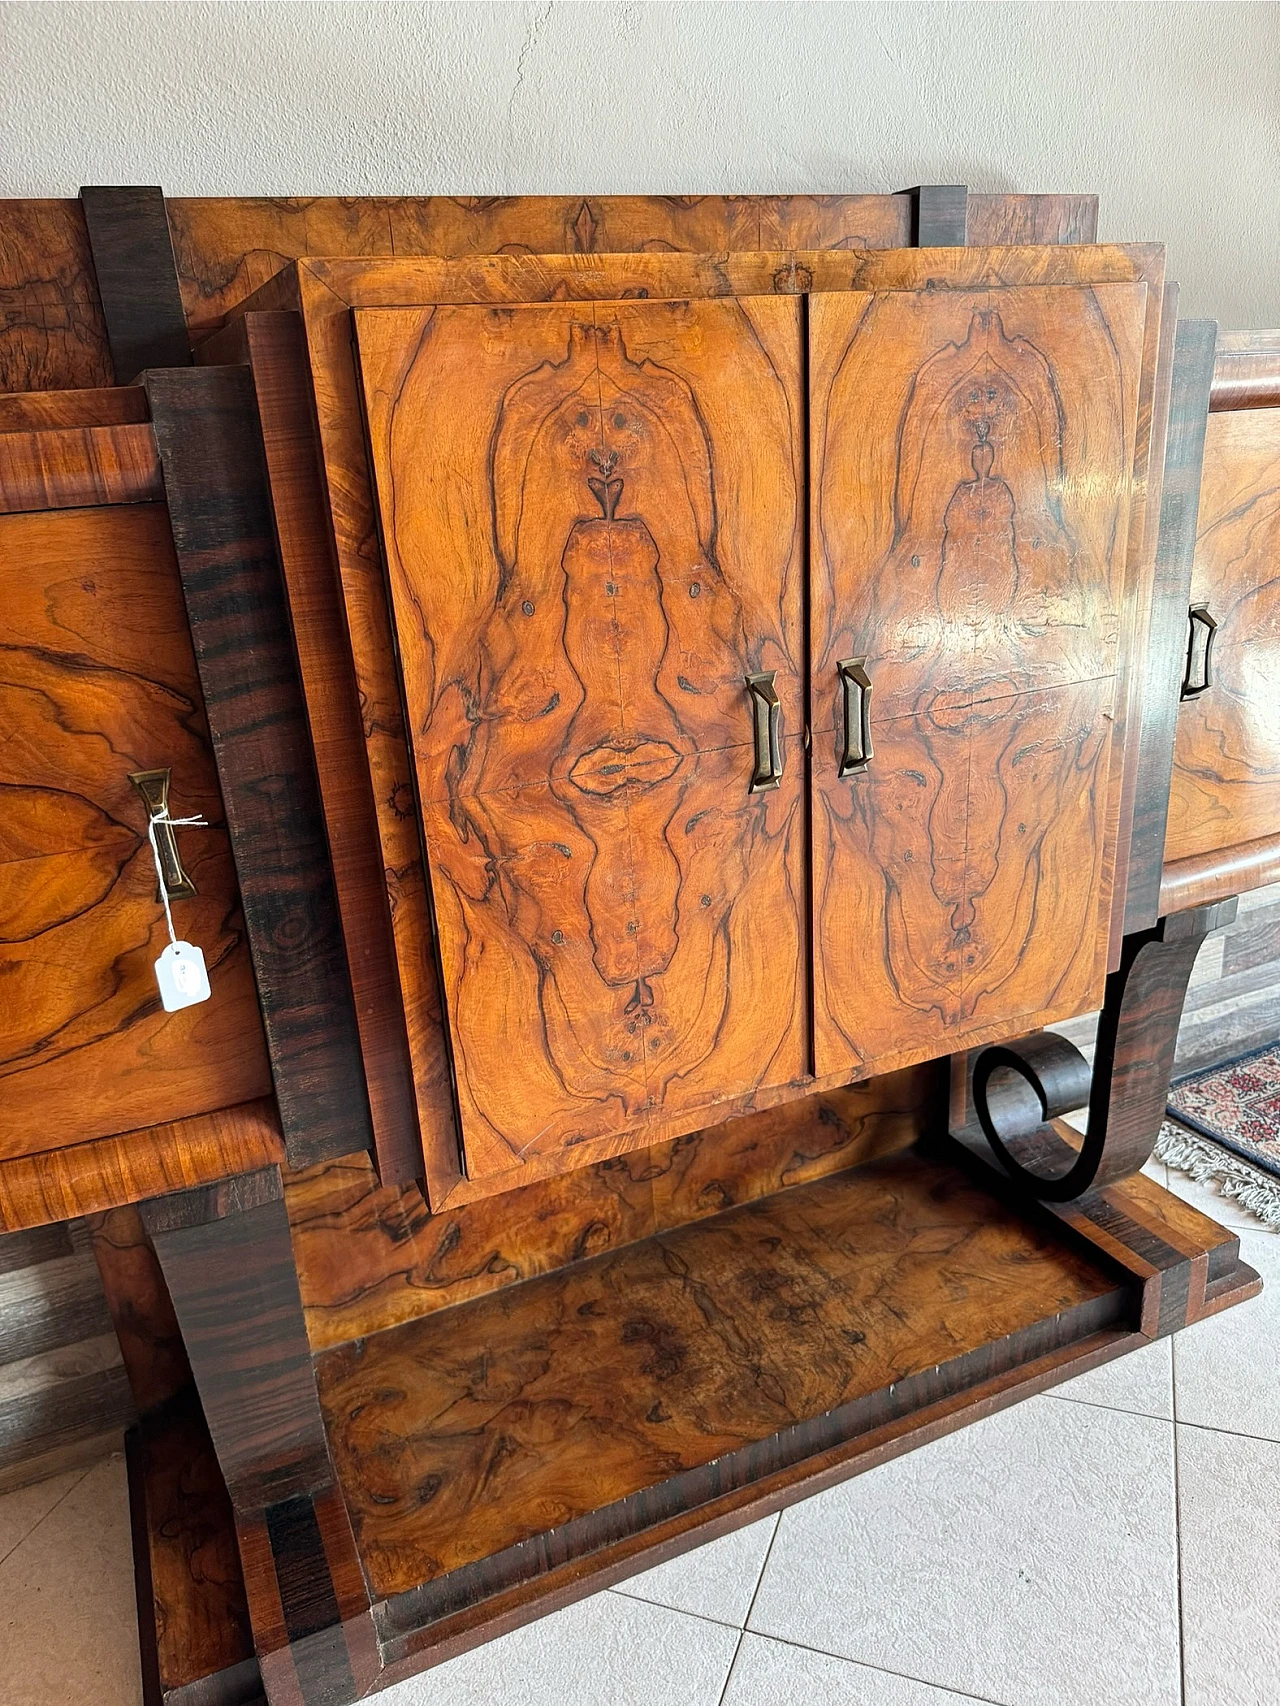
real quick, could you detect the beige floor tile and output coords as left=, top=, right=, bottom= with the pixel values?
left=748, top=1394, right=1180, bottom=1706
left=0, top=1465, right=87, bottom=1568
left=1177, top=1424, right=1280, bottom=1706
left=0, top=1452, right=141, bottom=1706
left=1174, top=1229, right=1280, bottom=1442
left=723, top=1633, right=989, bottom=1704
left=381, top=1589, right=739, bottom=1705
left=1050, top=1332, right=1174, bottom=1420
left=611, top=1513, right=779, bottom=1626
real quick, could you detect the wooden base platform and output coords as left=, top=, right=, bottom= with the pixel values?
left=129, top=1136, right=1259, bottom=1705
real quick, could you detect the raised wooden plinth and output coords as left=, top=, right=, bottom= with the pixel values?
left=132, top=1137, right=1259, bottom=1703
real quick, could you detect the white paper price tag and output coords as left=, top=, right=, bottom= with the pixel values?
left=155, top=940, right=211, bottom=1012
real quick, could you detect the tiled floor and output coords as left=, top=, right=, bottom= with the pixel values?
left=2, top=1164, right=1276, bottom=1706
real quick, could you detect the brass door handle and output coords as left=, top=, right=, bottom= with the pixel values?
left=745, top=671, right=784, bottom=792
left=129, top=768, right=198, bottom=899
left=1181, top=604, right=1217, bottom=699
left=837, top=657, right=873, bottom=775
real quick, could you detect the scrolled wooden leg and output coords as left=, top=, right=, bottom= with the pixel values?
left=971, top=897, right=1238, bottom=1201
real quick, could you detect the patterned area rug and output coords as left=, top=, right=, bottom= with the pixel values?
left=1157, top=1041, right=1280, bottom=1229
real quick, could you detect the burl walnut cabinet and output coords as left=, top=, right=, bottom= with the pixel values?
left=0, top=189, right=1271, bottom=1706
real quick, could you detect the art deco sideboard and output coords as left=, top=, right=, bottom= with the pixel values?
left=0, top=187, right=1272, bottom=1706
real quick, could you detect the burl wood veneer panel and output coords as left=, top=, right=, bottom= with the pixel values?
left=316, top=1146, right=1124, bottom=1601
left=279, top=242, right=1162, bottom=1204
left=288, top=1065, right=942, bottom=1352
left=809, top=283, right=1148, bottom=1078
left=1165, top=407, right=1280, bottom=863
left=0, top=503, right=272, bottom=1158
left=357, top=296, right=808, bottom=1183
left=0, top=199, right=111, bottom=393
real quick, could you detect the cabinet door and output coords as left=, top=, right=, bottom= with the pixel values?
left=0, top=503, right=272, bottom=1154
left=356, top=298, right=807, bottom=1181
left=809, top=285, right=1147, bottom=1077
left=1165, top=407, right=1280, bottom=864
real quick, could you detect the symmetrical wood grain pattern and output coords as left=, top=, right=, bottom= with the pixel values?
left=197, top=311, right=423, bottom=1188
left=142, top=1166, right=332, bottom=1513
left=287, top=1066, right=943, bottom=1351
left=1122, top=312, right=1217, bottom=933
left=1165, top=406, right=1280, bottom=862
left=79, top=185, right=191, bottom=381
left=145, top=366, right=373, bottom=1171
left=0, top=1097, right=284, bottom=1235
left=358, top=296, right=808, bottom=1181
left=316, top=1146, right=1125, bottom=1601
left=0, top=421, right=163, bottom=513
left=0, top=385, right=146, bottom=433
left=0, top=502, right=271, bottom=1159
left=126, top=1390, right=264, bottom=1706
left=280, top=242, right=1164, bottom=1206
left=157, top=192, right=1091, bottom=331
left=0, top=198, right=111, bottom=393
left=808, top=284, right=1148, bottom=1078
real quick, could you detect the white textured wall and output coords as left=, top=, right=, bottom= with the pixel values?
left=1, top=1, right=1277, bottom=326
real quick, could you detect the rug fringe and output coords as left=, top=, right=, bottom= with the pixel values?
left=1156, top=1122, right=1280, bottom=1231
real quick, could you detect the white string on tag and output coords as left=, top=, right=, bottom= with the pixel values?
left=146, top=809, right=207, bottom=944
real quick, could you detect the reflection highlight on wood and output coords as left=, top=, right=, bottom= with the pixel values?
left=287, top=1067, right=943, bottom=1351
left=315, top=1146, right=1125, bottom=1600
left=808, top=284, right=1147, bottom=1078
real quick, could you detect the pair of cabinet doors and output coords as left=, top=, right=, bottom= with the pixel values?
left=354, top=281, right=1147, bottom=1184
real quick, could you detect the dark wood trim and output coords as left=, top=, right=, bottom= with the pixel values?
left=197, top=311, right=424, bottom=1188
left=904, top=183, right=968, bottom=245
left=1123, top=314, right=1218, bottom=933
left=80, top=187, right=191, bottom=382
left=966, top=899, right=1239, bottom=1200
left=140, top=1168, right=333, bottom=1513
left=144, top=365, right=374, bottom=1170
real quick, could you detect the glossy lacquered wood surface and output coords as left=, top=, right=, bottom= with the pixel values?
left=1165, top=407, right=1280, bottom=863
left=278, top=242, right=1163, bottom=1205
left=1160, top=829, right=1280, bottom=914
left=0, top=421, right=162, bottom=512
left=358, top=296, right=808, bottom=1181
left=809, top=283, right=1147, bottom=1077
left=146, top=365, right=374, bottom=1171
left=0, top=502, right=272, bottom=1160
left=287, top=1065, right=942, bottom=1351
left=316, top=1144, right=1124, bottom=1601
left=0, top=1098, right=284, bottom=1235
left=0, top=384, right=147, bottom=433
left=197, top=312, right=423, bottom=1188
